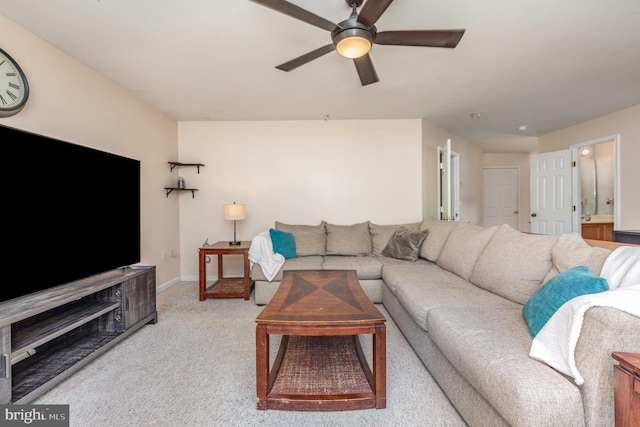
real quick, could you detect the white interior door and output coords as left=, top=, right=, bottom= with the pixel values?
left=483, top=167, right=519, bottom=229
left=530, top=150, right=573, bottom=235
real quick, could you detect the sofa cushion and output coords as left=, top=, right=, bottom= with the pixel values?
left=381, top=228, right=429, bottom=261
left=326, top=221, right=372, bottom=255
left=428, top=307, right=584, bottom=427
left=369, top=221, right=422, bottom=254
left=250, top=255, right=323, bottom=282
left=543, top=233, right=611, bottom=283
left=378, top=258, right=432, bottom=295
left=419, top=219, right=460, bottom=262
left=275, top=221, right=326, bottom=256
left=437, top=224, right=499, bottom=281
left=322, top=256, right=383, bottom=280
left=269, top=228, right=297, bottom=259
left=522, top=266, right=609, bottom=337
left=470, top=224, right=558, bottom=304
left=383, top=262, right=520, bottom=330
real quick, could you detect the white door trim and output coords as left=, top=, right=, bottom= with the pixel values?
left=437, top=139, right=460, bottom=221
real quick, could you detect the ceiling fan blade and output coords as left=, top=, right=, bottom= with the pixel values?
left=250, top=0, right=339, bottom=32
left=357, top=0, right=394, bottom=28
left=276, top=44, right=335, bottom=72
left=375, top=30, right=465, bottom=48
left=353, top=54, right=379, bottom=86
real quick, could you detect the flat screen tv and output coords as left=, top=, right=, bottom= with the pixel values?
left=2, top=124, right=140, bottom=302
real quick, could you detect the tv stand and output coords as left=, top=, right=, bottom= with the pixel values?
left=0, top=266, right=157, bottom=403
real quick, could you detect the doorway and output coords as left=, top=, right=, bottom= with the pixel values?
left=438, top=140, right=460, bottom=221
left=571, top=134, right=619, bottom=238
left=483, top=167, right=519, bottom=229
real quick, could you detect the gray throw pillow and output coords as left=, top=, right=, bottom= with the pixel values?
left=369, top=221, right=422, bottom=254
left=382, top=228, right=429, bottom=261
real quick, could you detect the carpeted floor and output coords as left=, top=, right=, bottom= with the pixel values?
left=34, top=282, right=466, bottom=427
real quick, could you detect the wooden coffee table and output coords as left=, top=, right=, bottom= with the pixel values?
left=255, top=270, right=386, bottom=411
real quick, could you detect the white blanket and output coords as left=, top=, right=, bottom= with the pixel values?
left=529, top=246, right=640, bottom=385
left=248, top=231, right=284, bottom=282
left=600, top=246, right=640, bottom=289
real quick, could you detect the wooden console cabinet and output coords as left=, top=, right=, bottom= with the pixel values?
left=0, top=266, right=157, bottom=404
left=613, top=352, right=640, bottom=427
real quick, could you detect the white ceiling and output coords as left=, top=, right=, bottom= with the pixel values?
left=2, top=0, right=639, bottom=152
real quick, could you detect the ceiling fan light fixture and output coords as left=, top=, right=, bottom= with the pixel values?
left=334, top=28, right=373, bottom=59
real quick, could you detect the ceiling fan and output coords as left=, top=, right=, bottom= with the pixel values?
left=251, top=0, right=465, bottom=86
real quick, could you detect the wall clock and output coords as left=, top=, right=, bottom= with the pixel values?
left=0, top=48, right=30, bottom=118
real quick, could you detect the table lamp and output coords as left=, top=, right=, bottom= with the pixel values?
left=223, top=202, right=246, bottom=245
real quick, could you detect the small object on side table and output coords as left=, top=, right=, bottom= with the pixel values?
left=198, top=240, right=253, bottom=301
left=612, top=351, right=640, bottom=427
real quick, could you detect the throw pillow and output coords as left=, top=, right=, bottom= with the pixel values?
left=381, top=228, right=429, bottom=261
left=326, top=222, right=372, bottom=256
left=269, top=228, right=298, bottom=259
left=275, top=221, right=326, bottom=256
left=522, top=266, right=609, bottom=338
left=369, top=222, right=422, bottom=254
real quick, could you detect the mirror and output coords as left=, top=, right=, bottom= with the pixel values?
left=580, top=152, right=597, bottom=215
left=578, top=139, right=615, bottom=222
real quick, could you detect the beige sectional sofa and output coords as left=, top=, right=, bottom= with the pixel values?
left=250, top=219, right=640, bottom=426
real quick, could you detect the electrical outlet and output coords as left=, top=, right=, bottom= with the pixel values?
left=161, top=249, right=172, bottom=260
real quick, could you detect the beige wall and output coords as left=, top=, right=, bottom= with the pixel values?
left=1, top=15, right=181, bottom=289
left=421, top=120, right=484, bottom=224
left=483, top=152, right=531, bottom=232
left=178, top=120, right=423, bottom=279
left=538, top=104, right=640, bottom=230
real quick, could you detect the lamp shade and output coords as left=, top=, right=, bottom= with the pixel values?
left=223, top=203, right=246, bottom=221
left=334, top=28, right=373, bottom=59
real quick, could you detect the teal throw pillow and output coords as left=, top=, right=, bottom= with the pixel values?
left=522, top=266, right=609, bottom=338
left=269, top=228, right=298, bottom=259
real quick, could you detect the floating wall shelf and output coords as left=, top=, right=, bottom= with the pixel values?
left=165, top=162, right=204, bottom=198
left=168, top=162, right=204, bottom=173
left=164, top=188, right=198, bottom=198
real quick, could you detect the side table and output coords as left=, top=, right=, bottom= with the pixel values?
left=612, top=351, right=640, bottom=427
left=199, top=241, right=253, bottom=301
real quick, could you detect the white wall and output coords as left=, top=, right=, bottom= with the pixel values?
left=538, top=104, right=640, bottom=230
left=178, top=120, right=423, bottom=279
left=1, top=15, right=181, bottom=289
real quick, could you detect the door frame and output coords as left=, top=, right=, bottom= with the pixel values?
left=437, top=140, right=460, bottom=221
left=570, top=134, right=620, bottom=232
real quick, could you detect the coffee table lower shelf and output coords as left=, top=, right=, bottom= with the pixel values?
left=266, top=334, right=376, bottom=411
